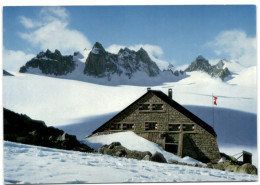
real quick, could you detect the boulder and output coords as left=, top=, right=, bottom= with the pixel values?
left=142, top=155, right=151, bottom=161
left=237, top=163, right=257, bottom=175
left=150, top=152, right=167, bottom=163
left=98, top=142, right=152, bottom=161
left=168, top=159, right=179, bottom=164
left=206, top=163, right=213, bottom=169
left=225, top=164, right=240, bottom=172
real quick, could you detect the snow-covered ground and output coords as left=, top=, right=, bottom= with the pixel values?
left=2, top=63, right=258, bottom=182
left=83, top=131, right=203, bottom=165
left=4, top=141, right=258, bottom=183
left=3, top=65, right=256, bottom=127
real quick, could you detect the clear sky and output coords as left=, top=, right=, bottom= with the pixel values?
left=3, top=5, right=256, bottom=71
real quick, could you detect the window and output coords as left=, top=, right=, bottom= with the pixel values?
left=168, top=124, right=181, bottom=131
left=139, top=104, right=150, bottom=111
left=152, top=104, right=164, bottom=111
left=123, top=123, right=134, bottom=130
left=183, top=124, right=195, bottom=131
left=145, top=122, right=158, bottom=130
left=110, top=124, right=121, bottom=130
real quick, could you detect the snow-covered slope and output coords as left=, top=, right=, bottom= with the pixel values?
left=3, top=66, right=256, bottom=127
left=3, top=69, right=256, bottom=139
left=222, top=59, right=246, bottom=73
left=3, top=62, right=257, bottom=165
left=227, top=66, right=256, bottom=86
left=83, top=131, right=202, bottom=164
left=4, top=141, right=257, bottom=183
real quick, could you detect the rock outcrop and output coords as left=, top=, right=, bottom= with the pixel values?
left=19, top=49, right=75, bottom=75
left=150, top=151, right=167, bottom=163
left=185, top=55, right=231, bottom=80
left=4, top=108, right=93, bottom=153
left=98, top=142, right=167, bottom=163
left=206, top=153, right=257, bottom=175
left=3, top=70, right=14, bottom=76
left=98, top=142, right=152, bottom=160
left=84, top=42, right=161, bottom=79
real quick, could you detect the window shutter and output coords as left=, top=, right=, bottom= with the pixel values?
left=145, top=122, right=149, bottom=130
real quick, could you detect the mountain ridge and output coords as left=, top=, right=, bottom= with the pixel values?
left=18, top=42, right=241, bottom=83
left=184, top=55, right=231, bottom=80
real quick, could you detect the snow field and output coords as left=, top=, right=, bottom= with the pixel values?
left=3, top=67, right=256, bottom=129
left=4, top=141, right=258, bottom=183
left=3, top=66, right=257, bottom=183
left=83, top=131, right=203, bottom=165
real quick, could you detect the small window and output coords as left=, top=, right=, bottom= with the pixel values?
left=110, top=124, right=121, bottom=130
left=183, top=124, right=195, bottom=131
left=145, top=122, right=157, bottom=130
left=123, top=123, right=134, bottom=130
left=139, top=104, right=150, bottom=111
left=168, top=124, right=181, bottom=131
left=152, top=104, right=164, bottom=111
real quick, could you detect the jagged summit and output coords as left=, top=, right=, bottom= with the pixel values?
left=84, top=42, right=161, bottom=79
left=19, top=43, right=167, bottom=81
left=91, top=42, right=106, bottom=54
left=18, top=43, right=237, bottom=83
left=19, top=49, right=74, bottom=75
left=185, top=55, right=231, bottom=80
left=185, top=55, right=211, bottom=72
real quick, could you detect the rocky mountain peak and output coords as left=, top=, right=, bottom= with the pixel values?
left=195, top=55, right=210, bottom=66
left=118, top=47, right=135, bottom=57
left=137, top=47, right=149, bottom=57
left=185, top=55, right=211, bottom=72
left=91, top=42, right=105, bottom=55
left=185, top=55, right=231, bottom=81
left=19, top=49, right=74, bottom=75
left=84, top=42, right=161, bottom=79
left=216, top=60, right=225, bottom=69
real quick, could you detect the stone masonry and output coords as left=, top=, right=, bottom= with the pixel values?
left=91, top=89, right=221, bottom=163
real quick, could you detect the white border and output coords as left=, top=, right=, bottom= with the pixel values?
left=0, top=1, right=259, bottom=185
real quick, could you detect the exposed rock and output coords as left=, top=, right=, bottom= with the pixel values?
left=206, top=162, right=213, bottom=169
left=19, top=49, right=75, bottom=75
left=185, top=55, right=231, bottom=80
left=168, top=159, right=179, bottom=164
left=237, top=163, right=257, bottom=175
left=98, top=142, right=152, bottom=161
left=225, top=164, right=240, bottom=172
left=142, top=155, right=151, bottom=161
left=84, top=42, right=160, bottom=79
left=150, top=151, right=167, bottom=163
left=194, top=163, right=203, bottom=168
left=4, top=108, right=93, bottom=153
left=207, top=153, right=258, bottom=175
left=163, top=64, right=185, bottom=77
left=3, top=70, right=14, bottom=76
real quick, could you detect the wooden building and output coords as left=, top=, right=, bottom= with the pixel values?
left=91, top=88, right=221, bottom=163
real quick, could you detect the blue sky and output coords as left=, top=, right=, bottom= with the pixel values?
left=3, top=5, right=256, bottom=71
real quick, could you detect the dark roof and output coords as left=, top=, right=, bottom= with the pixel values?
left=92, top=90, right=217, bottom=137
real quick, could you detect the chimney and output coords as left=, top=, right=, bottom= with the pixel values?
left=168, top=88, right=172, bottom=99
left=147, top=87, right=151, bottom=92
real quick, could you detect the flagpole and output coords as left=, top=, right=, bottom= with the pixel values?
left=212, top=93, right=214, bottom=129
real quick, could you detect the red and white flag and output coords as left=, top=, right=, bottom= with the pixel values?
left=213, top=96, right=218, bottom=105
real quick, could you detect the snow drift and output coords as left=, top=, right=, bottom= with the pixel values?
left=4, top=141, right=257, bottom=183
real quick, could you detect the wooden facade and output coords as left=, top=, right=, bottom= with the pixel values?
left=91, top=88, right=221, bottom=163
